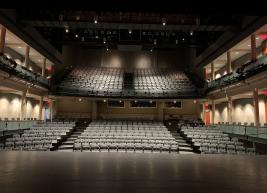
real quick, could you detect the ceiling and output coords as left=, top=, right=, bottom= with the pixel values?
left=205, top=23, right=267, bottom=72
left=5, top=30, right=53, bottom=69
left=13, top=9, right=245, bottom=54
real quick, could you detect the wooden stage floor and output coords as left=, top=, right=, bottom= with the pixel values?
left=0, top=151, right=267, bottom=193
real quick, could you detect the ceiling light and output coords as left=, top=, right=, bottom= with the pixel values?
left=150, top=49, right=153, bottom=52
left=103, top=99, right=106, bottom=102
left=106, top=48, right=109, bottom=51
left=103, top=37, right=106, bottom=44
left=149, top=100, right=153, bottom=103
left=182, top=38, right=185, bottom=41
left=94, top=16, right=98, bottom=24
left=190, top=30, right=194, bottom=36
left=78, top=98, right=82, bottom=102
left=235, top=51, right=239, bottom=54
left=154, top=39, right=157, bottom=45
left=75, top=34, right=79, bottom=38
left=175, top=39, right=179, bottom=45
left=173, top=100, right=176, bottom=103
left=18, top=46, right=22, bottom=49
left=119, top=100, right=122, bottom=103
left=162, top=18, right=166, bottom=26
left=129, top=29, right=132, bottom=34
left=134, top=100, right=137, bottom=103
left=65, top=28, right=69, bottom=33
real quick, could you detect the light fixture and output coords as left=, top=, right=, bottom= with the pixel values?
left=103, top=37, right=106, bottom=44
left=149, top=100, right=153, bottom=103
left=173, top=100, right=176, bottom=103
left=65, top=26, right=69, bottom=33
left=78, top=98, right=82, bottom=102
left=182, top=38, right=185, bottom=41
left=162, top=18, right=166, bottom=26
left=154, top=39, right=157, bottom=45
left=103, top=99, right=107, bottom=102
left=193, top=100, right=197, bottom=104
left=106, top=47, right=109, bottom=51
left=134, top=100, right=137, bottom=103
left=190, top=30, right=194, bottom=36
left=75, top=34, right=79, bottom=38
left=150, top=49, right=153, bottom=52
left=119, top=100, right=122, bottom=103
left=235, top=51, right=239, bottom=55
left=129, top=29, right=132, bottom=34
left=18, top=46, right=22, bottom=49
left=175, top=39, right=179, bottom=45
left=94, top=16, right=98, bottom=24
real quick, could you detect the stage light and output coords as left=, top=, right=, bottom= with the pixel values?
left=162, top=18, right=166, bottom=26
left=103, top=99, right=107, bottom=102
left=65, top=26, right=69, bottom=33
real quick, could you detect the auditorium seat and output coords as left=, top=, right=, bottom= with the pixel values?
left=74, top=120, right=179, bottom=153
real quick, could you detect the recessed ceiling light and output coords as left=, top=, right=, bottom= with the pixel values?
left=75, top=34, right=79, bottom=38
left=235, top=51, right=239, bottom=54
left=78, top=98, right=82, bottom=102
left=18, top=46, right=22, bottom=49
left=247, top=44, right=251, bottom=47
left=129, top=29, right=132, bottom=34
left=190, top=30, right=193, bottom=36
left=256, top=37, right=259, bottom=40
left=38, top=59, right=42, bottom=62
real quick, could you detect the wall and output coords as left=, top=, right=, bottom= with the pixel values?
left=213, top=95, right=266, bottom=125
left=61, top=46, right=196, bottom=70
left=0, top=93, right=44, bottom=120
left=55, top=98, right=200, bottom=120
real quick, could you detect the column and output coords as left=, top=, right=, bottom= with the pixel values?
left=50, top=100, right=53, bottom=122
left=261, top=40, right=267, bottom=56
left=24, top=46, right=30, bottom=68
left=211, top=100, right=215, bottom=125
left=226, top=51, right=232, bottom=74
left=42, top=58, right=46, bottom=77
left=265, top=95, right=267, bottom=123
left=39, top=96, right=44, bottom=120
left=210, top=62, right=215, bottom=81
left=157, top=102, right=164, bottom=121
left=92, top=100, right=98, bottom=120
left=253, top=89, right=260, bottom=127
left=227, top=96, right=232, bottom=124
left=202, top=103, right=206, bottom=124
left=20, top=90, right=27, bottom=120
left=251, top=34, right=257, bottom=62
left=0, top=25, right=6, bottom=53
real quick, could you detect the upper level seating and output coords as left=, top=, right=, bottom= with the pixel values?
left=74, top=120, right=179, bottom=152
left=2, top=122, right=74, bottom=151
left=181, top=126, right=255, bottom=155
left=56, top=66, right=198, bottom=98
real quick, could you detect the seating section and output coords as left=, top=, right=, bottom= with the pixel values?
left=133, top=68, right=198, bottom=97
left=56, top=66, right=199, bottom=98
left=58, top=66, right=123, bottom=96
left=181, top=126, right=255, bottom=155
left=0, top=53, right=49, bottom=87
left=2, top=122, right=74, bottom=151
left=74, top=120, right=179, bottom=153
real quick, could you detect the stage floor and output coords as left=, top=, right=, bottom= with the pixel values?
left=0, top=151, right=267, bottom=193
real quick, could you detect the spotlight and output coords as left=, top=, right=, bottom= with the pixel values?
left=106, top=47, right=109, bottom=51
left=78, top=98, right=82, bottom=102
left=129, top=29, right=132, bottom=34
left=150, top=49, right=153, bottom=52
left=190, top=30, right=194, bottom=36
left=119, top=100, right=122, bottom=103
left=103, top=99, right=107, bottom=102
left=182, top=38, right=185, bottom=41
left=94, top=16, right=98, bottom=24
left=75, top=34, right=79, bottom=38
left=103, top=37, right=106, bottom=44
left=162, top=18, right=166, bottom=26
left=65, top=26, right=69, bottom=33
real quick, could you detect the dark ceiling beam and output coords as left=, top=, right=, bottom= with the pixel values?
left=0, top=9, right=63, bottom=66
left=21, top=20, right=230, bottom=31
left=195, top=16, right=267, bottom=69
